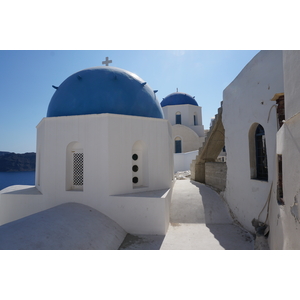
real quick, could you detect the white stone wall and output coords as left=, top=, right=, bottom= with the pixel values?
left=0, top=113, right=174, bottom=235
left=162, top=104, right=205, bottom=137
left=283, top=51, right=300, bottom=120
left=174, top=150, right=198, bottom=172
left=268, top=51, right=300, bottom=249
left=162, top=104, right=205, bottom=159
left=172, top=125, right=203, bottom=153
left=0, top=186, right=44, bottom=226
left=222, top=50, right=284, bottom=232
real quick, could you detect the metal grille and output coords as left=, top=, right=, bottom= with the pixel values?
left=73, top=153, right=84, bottom=186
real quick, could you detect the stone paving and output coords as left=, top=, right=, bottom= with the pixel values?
left=120, top=179, right=254, bottom=250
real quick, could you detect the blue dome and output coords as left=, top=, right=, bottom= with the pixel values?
left=160, top=92, right=198, bottom=107
left=47, top=67, right=164, bottom=119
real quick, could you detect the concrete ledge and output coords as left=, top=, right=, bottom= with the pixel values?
left=109, top=188, right=173, bottom=235
left=0, top=202, right=127, bottom=250
left=0, top=185, right=45, bottom=226
left=1, top=185, right=42, bottom=195
left=112, top=188, right=170, bottom=198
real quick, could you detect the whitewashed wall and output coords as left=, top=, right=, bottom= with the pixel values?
left=222, top=50, right=284, bottom=232
left=0, top=114, right=174, bottom=235
left=174, top=150, right=198, bottom=172
left=268, top=51, right=300, bottom=249
left=172, top=125, right=203, bottom=153
left=162, top=104, right=205, bottom=137
left=283, top=51, right=300, bottom=120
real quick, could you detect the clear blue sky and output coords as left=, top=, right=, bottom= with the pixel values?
left=0, top=50, right=260, bottom=153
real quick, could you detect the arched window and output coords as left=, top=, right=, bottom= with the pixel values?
left=176, top=112, right=181, bottom=124
left=249, top=123, right=268, bottom=181
left=175, top=137, right=182, bottom=153
left=193, top=113, right=198, bottom=125
left=255, top=125, right=268, bottom=180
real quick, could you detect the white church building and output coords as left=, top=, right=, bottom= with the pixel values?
left=220, top=50, right=300, bottom=249
left=0, top=66, right=174, bottom=235
left=160, top=92, right=205, bottom=172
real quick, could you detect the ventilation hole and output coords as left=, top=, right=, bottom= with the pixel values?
left=132, top=177, right=138, bottom=184
left=132, top=154, right=138, bottom=161
left=132, top=165, right=139, bottom=172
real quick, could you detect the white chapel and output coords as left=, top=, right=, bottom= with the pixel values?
left=0, top=66, right=174, bottom=236
left=160, top=92, right=205, bottom=172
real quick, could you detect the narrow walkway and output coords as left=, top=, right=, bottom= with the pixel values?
left=119, top=179, right=254, bottom=250
left=160, top=180, right=254, bottom=250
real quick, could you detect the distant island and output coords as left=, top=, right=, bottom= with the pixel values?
left=0, top=151, right=36, bottom=172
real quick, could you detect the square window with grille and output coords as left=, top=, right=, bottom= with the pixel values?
left=73, top=152, right=84, bottom=186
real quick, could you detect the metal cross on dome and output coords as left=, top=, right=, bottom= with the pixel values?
left=102, top=57, right=112, bottom=66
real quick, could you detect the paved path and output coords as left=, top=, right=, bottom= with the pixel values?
left=120, top=179, right=254, bottom=250
left=160, top=180, right=254, bottom=250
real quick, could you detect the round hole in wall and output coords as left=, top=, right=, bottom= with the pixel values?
left=132, top=177, right=139, bottom=184
left=132, top=165, right=139, bottom=172
left=132, top=154, right=138, bottom=161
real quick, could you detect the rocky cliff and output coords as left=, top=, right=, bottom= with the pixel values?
left=0, top=152, right=36, bottom=172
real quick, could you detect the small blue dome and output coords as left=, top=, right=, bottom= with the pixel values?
left=47, top=67, right=164, bottom=119
left=160, top=92, right=198, bottom=107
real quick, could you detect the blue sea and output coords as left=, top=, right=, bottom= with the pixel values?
left=0, top=171, right=35, bottom=191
